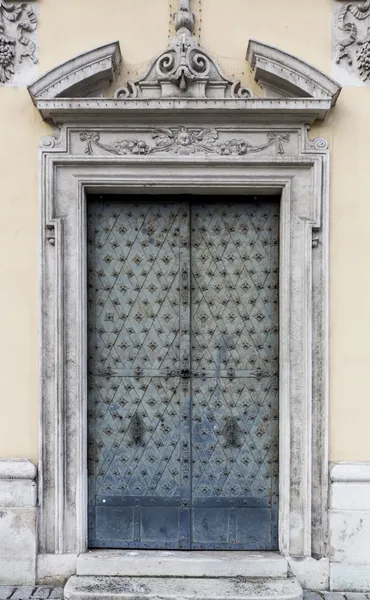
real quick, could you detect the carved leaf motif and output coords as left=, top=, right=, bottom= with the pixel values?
left=114, top=139, right=150, bottom=155
left=153, top=128, right=174, bottom=148
left=357, top=37, right=370, bottom=81
left=0, top=34, right=15, bottom=83
left=1, top=1, right=23, bottom=22
left=192, top=128, right=218, bottom=145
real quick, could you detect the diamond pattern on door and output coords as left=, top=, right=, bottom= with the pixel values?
left=88, top=197, right=279, bottom=550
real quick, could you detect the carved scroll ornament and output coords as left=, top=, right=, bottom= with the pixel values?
left=115, top=0, right=251, bottom=99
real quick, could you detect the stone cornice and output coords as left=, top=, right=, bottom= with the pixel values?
left=35, top=97, right=332, bottom=125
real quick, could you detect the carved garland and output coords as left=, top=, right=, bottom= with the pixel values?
left=0, top=0, right=37, bottom=83
left=80, top=128, right=290, bottom=157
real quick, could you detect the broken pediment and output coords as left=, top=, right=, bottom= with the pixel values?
left=247, top=40, right=341, bottom=106
left=27, top=0, right=341, bottom=123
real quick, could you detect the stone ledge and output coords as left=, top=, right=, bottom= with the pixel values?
left=330, top=463, right=370, bottom=483
left=0, top=461, right=37, bottom=481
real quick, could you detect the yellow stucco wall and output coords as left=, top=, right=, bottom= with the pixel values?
left=0, top=0, right=368, bottom=462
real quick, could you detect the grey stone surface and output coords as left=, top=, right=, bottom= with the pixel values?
left=32, top=589, right=52, bottom=599
left=303, top=593, right=324, bottom=600
left=11, top=589, right=36, bottom=600
left=64, top=576, right=303, bottom=600
left=48, top=590, right=64, bottom=599
left=0, top=586, right=369, bottom=600
left=77, top=551, right=288, bottom=579
left=0, top=588, right=64, bottom=600
left=0, top=588, right=15, bottom=600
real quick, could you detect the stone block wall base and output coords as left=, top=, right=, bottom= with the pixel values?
left=330, top=564, right=370, bottom=592
left=288, top=558, right=329, bottom=591
left=329, top=463, right=370, bottom=592
left=0, top=509, right=37, bottom=586
left=37, top=556, right=78, bottom=586
left=0, top=461, right=37, bottom=586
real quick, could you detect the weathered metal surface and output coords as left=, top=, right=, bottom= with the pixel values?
left=190, top=203, right=279, bottom=549
left=87, top=199, right=279, bottom=549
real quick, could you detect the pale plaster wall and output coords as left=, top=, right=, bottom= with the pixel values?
left=0, top=0, right=368, bottom=461
left=0, top=89, right=48, bottom=461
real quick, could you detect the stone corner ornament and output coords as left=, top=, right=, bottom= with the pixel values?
left=0, top=0, right=38, bottom=86
left=332, top=0, right=370, bottom=85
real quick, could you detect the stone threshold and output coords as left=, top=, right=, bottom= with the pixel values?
left=1, top=588, right=370, bottom=600
left=77, top=551, right=288, bottom=579
left=65, top=576, right=302, bottom=600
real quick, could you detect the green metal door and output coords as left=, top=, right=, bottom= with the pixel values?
left=87, top=197, right=279, bottom=549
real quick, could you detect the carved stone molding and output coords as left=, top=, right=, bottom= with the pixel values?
left=0, top=0, right=38, bottom=86
left=79, top=128, right=290, bottom=157
left=38, top=116, right=330, bottom=572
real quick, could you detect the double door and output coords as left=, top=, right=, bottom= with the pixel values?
left=87, top=197, right=279, bottom=550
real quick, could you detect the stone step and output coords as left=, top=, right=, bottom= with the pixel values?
left=64, top=576, right=303, bottom=600
left=77, top=551, right=288, bottom=579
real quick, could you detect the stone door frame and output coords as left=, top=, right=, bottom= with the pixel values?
left=37, top=119, right=329, bottom=569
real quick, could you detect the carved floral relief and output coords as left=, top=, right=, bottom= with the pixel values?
left=333, top=0, right=370, bottom=84
left=0, top=0, right=38, bottom=85
left=79, top=128, right=290, bottom=157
